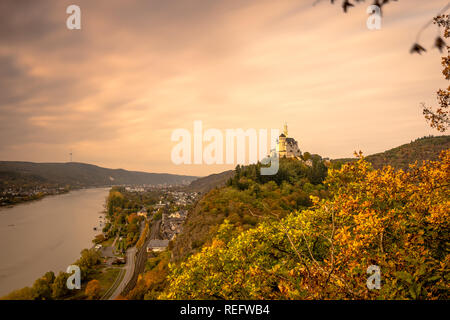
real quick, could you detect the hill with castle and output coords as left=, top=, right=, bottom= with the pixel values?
left=188, top=128, right=449, bottom=193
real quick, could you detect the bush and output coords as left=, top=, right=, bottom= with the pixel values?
left=85, top=280, right=101, bottom=300
left=164, top=151, right=450, bottom=300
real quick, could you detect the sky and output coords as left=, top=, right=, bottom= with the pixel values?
left=0, top=0, right=448, bottom=176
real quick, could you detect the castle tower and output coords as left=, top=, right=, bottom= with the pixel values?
left=278, top=122, right=287, bottom=157
left=277, top=122, right=301, bottom=159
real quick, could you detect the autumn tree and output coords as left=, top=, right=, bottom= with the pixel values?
left=31, top=276, right=53, bottom=300
left=127, top=251, right=171, bottom=300
left=51, top=272, right=70, bottom=299
left=322, top=1, right=449, bottom=131
left=0, top=287, right=34, bottom=300
left=423, top=15, right=450, bottom=132
left=74, top=249, right=101, bottom=279
left=163, top=151, right=449, bottom=300
left=107, top=189, right=125, bottom=216
left=136, top=222, right=150, bottom=249
left=1, top=271, right=56, bottom=300
left=317, top=0, right=394, bottom=14
left=85, top=280, right=102, bottom=300
left=93, top=234, right=106, bottom=244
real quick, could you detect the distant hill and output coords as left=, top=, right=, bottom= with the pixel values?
left=186, top=136, right=450, bottom=193
left=187, top=170, right=235, bottom=193
left=333, top=135, right=450, bottom=170
left=0, top=161, right=197, bottom=190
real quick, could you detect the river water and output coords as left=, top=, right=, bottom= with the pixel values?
left=0, top=188, right=110, bottom=296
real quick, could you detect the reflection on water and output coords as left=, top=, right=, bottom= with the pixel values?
left=0, top=188, right=110, bottom=296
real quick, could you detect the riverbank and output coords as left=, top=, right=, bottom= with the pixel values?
left=0, top=188, right=110, bottom=296
left=0, top=188, right=69, bottom=207
left=0, top=185, right=115, bottom=208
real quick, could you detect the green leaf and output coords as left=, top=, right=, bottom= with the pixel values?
left=395, top=271, right=413, bottom=284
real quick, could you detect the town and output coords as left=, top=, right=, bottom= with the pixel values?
left=90, top=185, right=201, bottom=299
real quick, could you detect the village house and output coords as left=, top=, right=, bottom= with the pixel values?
left=147, top=239, right=170, bottom=253
left=154, top=200, right=166, bottom=209
left=137, top=208, right=147, bottom=218
left=160, top=210, right=188, bottom=240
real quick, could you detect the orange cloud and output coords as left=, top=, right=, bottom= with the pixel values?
left=0, top=0, right=447, bottom=175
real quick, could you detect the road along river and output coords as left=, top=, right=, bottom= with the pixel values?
left=0, top=188, right=110, bottom=296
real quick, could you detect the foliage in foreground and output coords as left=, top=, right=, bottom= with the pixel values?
left=126, top=251, right=171, bottom=300
left=172, top=157, right=329, bottom=261
left=163, top=150, right=450, bottom=299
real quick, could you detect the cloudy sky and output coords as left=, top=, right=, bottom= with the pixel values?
left=0, top=0, right=448, bottom=176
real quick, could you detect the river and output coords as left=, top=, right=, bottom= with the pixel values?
left=0, top=187, right=110, bottom=296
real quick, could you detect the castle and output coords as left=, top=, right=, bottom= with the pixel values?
left=278, top=123, right=302, bottom=159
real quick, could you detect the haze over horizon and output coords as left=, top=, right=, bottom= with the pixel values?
left=0, top=0, right=448, bottom=176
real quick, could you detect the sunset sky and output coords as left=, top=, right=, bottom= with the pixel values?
left=0, top=0, right=448, bottom=176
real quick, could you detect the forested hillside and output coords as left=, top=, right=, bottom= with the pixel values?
left=163, top=150, right=450, bottom=299
left=333, top=135, right=450, bottom=170
left=0, top=161, right=197, bottom=189
left=187, top=170, right=234, bottom=194
left=5, top=141, right=448, bottom=300
left=126, top=156, right=331, bottom=299
left=171, top=157, right=329, bottom=262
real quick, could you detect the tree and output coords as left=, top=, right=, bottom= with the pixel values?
left=163, top=150, right=449, bottom=299
left=127, top=251, right=171, bottom=300
left=75, top=249, right=101, bottom=279
left=85, top=280, right=102, bottom=300
left=77, top=249, right=101, bottom=268
left=302, top=152, right=311, bottom=161
left=127, top=213, right=138, bottom=224
left=136, top=222, right=150, bottom=249
left=318, top=0, right=394, bottom=15
left=93, top=234, right=106, bottom=244
left=51, top=272, right=70, bottom=299
left=0, top=287, right=34, bottom=300
left=31, top=275, right=53, bottom=300
left=107, top=189, right=125, bottom=216
left=422, top=15, right=450, bottom=132
left=323, top=1, right=449, bottom=131
left=43, top=271, right=55, bottom=284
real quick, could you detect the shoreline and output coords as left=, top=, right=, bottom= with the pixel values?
left=0, top=187, right=111, bottom=297
left=0, top=185, right=113, bottom=209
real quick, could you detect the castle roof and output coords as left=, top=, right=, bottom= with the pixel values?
left=286, top=137, right=297, bottom=143
left=279, top=133, right=286, bottom=137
